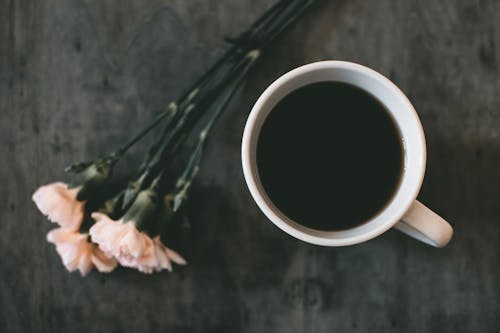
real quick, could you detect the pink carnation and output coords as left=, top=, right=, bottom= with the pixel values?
left=47, top=228, right=118, bottom=276
left=32, top=182, right=84, bottom=231
left=90, top=212, right=187, bottom=273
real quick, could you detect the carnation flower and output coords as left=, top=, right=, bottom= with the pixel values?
left=90, top=212, right=186, bottom=273
left=32, top=182, right=85, bottom=231
left=89, top=212, right=149, bottom=258
left=47, top=227, right=117, bottom=276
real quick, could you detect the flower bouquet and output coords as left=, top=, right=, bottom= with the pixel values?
left=32, top=0, right=317, bottom=275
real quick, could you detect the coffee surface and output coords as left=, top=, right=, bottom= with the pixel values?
left=256, top=81, right=403, bottom=231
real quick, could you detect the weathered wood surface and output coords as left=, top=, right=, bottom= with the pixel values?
left=1, top=0, right=499, bottom=332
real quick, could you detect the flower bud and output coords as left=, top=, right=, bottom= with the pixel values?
left=66, top=158, right=114, bottom=201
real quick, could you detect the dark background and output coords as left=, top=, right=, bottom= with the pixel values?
left=1, top=0, right=499, bottom=332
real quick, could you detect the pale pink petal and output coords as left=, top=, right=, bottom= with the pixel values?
left=165, top=248, right=187, bottom=265
left=77, top=250, right=93, bottom=276
left=89, top=213, right=118, bottom=237
left=97, top=227, right=119, bottom=252
left=33, top=182, right=84, bottom=230
left=142, top=238, right=158, bottom=267
left=47, top=228, right=74, bottom=243
left=153, top=237, right=187, bottom=266
left=98, top=231, right=119, bottom=255
left=119, top=227, right=146, bottom=258
left=57, top=243, right=80, bottom=270
left=47, top=228, right=103, bottom=276
left=155, top=246, right=172, bottom=272
left=90, top=212, right=108, bottom=224
left=118, top=237, right=155, bottom=269
left=138, top=266, right=154, bottom=274
left=108, top=225, right=133, bottom=256
left=91, top=248, right=117, bottom=273
left=89, top=213, right=124, bottom=255
left=88, top=213, right=109, bottom=234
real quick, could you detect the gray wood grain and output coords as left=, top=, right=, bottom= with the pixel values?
left=1, top=0, right=499, bottom=332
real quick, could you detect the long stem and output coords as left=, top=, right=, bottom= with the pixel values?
left=103, top=0, right=314, bottom=164
left=145, top=0, right=310, bottom=182
left=259, top=1, right=316, bottom=48
left=125, top=0, right=311, bottom=162
left=200, top=52, right=260, bottom=139
left=169, top=52, right=258, bottom=213
left=117, top=0, right=317, bottom=211
left=163, top=1, right=316, bottom=211
left=143, top=55, right=248, bottom=173
left=112, top=103, right=177, bottom=158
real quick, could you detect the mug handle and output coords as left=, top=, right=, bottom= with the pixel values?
left=394, top=201, right=453, bottom=247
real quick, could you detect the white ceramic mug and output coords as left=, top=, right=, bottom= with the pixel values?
left=241, top=61, right=453, bottom=247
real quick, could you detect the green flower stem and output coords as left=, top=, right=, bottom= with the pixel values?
left=172, top=144, right=202, bottom=212
left=127, top=52, right=243, bottom=192
left=119, top=56, right=239, bottom=204
left=161, top=0, right=317, bottom=150
left=257, top=0, right=316, bottom=49
left=135, top=50, right=258, bottom=213
left=130, top=54, right=240, bottom=178
left=161, top=0, right=308, bottom=204
left=140, top=55, right=249, bottom=176
left=169, top=50, right=260, bottom=212
left=132, top=0, right=314, bottom=165
left=115, top=0, right=317, bottom=211
left=112, top=102, right=178, bottom=159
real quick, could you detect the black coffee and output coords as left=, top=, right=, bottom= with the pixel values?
left=256, top=81, right=403, bottom=231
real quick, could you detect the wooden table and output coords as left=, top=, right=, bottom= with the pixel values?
left=1, top=0, right=498, bottom=332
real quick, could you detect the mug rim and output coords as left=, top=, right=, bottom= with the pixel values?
left=241, top=61, right=426, bottom=246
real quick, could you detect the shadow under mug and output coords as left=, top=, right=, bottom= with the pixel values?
left=241, top=61, right=453, bottom=247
